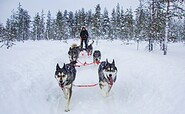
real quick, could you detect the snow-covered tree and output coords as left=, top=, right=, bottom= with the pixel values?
left=122, top=9, right=134, bottom=41
left=162, top=0, right=185, bottom=55
left=55, top=10, right=64, bottom=40
left=3, top=3, right=30, bottom=42
left=16, top=3, right=31, bottom=41
left=120, top=8, right=126, bottom=40
left=0, top=23, right=15, bottom=48
left=102, top=8, right=110, bottom=39
left=93, top=4, right=102, bottom=38
left=68, top=11, right=75, bottom=38
left=183, top=16, right=185, bottom=41
left=86, top=10, right=93, bottom=39
left=79, top=8, right=86, bottom=27
left=2, top=2, right=184, bottom=43
left=116, top=3, right=121, bottom=39
left=110, top=8, right=117, bottom=39
left=45, top=10, right=53, bottom=40
left=73, top=11, right=80, bottom=39
left=63, top=10, right=70, bottom=40
left=40, top=10, right=45, bottom=40
left=32, top=13, right=41, bottom=40
left=5, top=18, right=16, bottom=41
left=135, top=0, right=152, bottom=41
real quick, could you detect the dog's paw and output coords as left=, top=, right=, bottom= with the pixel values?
left=65, top=109, right=70, bottom=112
left=99, top=83, right=103, bottom=90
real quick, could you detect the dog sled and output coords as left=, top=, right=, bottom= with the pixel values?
left=68, top=40, right=101, bottom=67
left=55, top=39, right=118, bottom=112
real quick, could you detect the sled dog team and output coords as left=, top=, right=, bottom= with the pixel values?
left=55, top=27, right=118, bottom=112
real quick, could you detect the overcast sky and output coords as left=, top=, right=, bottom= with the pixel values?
left=0, top=0, right=139, bottom=25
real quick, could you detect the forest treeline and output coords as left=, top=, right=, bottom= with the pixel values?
left=0, top=0, right=185, bottom=49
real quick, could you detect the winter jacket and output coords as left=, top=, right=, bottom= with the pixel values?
left=80, top=30, right=89, bottom=39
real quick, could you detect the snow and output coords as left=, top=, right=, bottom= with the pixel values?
left=0, top=39, right=185, bottom=114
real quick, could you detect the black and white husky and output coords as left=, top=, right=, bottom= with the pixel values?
left=55, top=61, right=77, bottom=112
left=86, top=40, right=94, bottom=56
left=93, top=50, right=101, bottom=64
left=98, top=59, right=117, bottom=96
left=68, top=44, right=81, bottom=62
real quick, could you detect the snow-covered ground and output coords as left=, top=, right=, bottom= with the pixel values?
left=0, top=39, right=185, bottom=114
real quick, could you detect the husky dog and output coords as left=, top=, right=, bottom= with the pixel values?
left=68, top=44, right=81, bottom=62
left=93, top=50, right=101, bottom=64
left=98, top=59, right=117, bottom=96
left=86, top=40, right=94, bottom=56
left=55, top=61, right=77, bottom=112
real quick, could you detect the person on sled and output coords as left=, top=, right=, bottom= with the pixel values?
left=80, top=26, right=89, bottom=50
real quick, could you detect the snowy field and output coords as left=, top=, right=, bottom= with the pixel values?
left=0, top=39, right=185, bottom=114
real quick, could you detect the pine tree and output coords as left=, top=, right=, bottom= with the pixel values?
left=0, top=23, right=3, bottom=41
left=102, top=8, right=110, bottom=39
left=169, top=19, right=182, bottom=42
left=154, top=1, right=166, bottom=41
left=0, top=23, right=15, bottom=48
left=116, top=3, right=121, bottom=39
left=40, top=10, right=45, bottom=40
left=74, top=11, right=81, bottom=39
left=183, top=16, right=185, bottom=41
left=86, top=10, right=93, bottom=39
left=144, top=0, right=166, bottom=51
left=32, top=13, right=41, bottom=40
left=135, top=0, right=150, bottom=41
left=120, top=8, right=126, bottom=40
left=79, top=8, right=86, bottom=27
left=5, top=18, right=16, bottom=41
left=52, top=19, right=58, bottom=40
left=93, top=4, right=101, bottom=38
left=46, top=10, right=53, bottom=40
left=16, top=3, right=31, bottom=41
left=56, top=10, right=64, bottom=40
left=124, top=9, right=134, bottom=41
left=110, top=8, right=116, bottom=40
left=23, top=9, right=31, bottom=40
left=68, top=11, right=75, bottom=38
left=63, top=10, right=69, bottom=40
left=3, top=3, right=30, bottom=43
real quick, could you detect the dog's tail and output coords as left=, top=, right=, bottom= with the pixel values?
left=90, top=40, right=94, bottom=45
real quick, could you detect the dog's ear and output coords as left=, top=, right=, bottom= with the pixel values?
left=56, top=64, right=60, bottom=70
left=63, top=63, right=66, bottom=68
left=112, top=59, right=115, bottom=65
left=106, top=59, right=108, bottom=64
